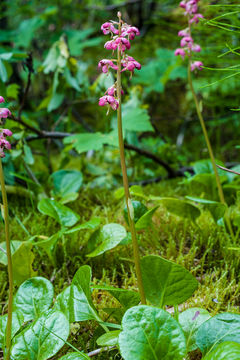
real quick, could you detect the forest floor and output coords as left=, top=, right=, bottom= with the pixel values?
left=0, top=178, right=239, bottom=359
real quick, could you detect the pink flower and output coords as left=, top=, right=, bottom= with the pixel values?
left=175, top=48, right=186, bottom=59
left=98, top=95, right=119, bottom=110
left=115, top=37, right=131, bottom=51
left=180, top=36, right=193, bottom=48
left=98, top=59, right=118, bottom=73
left=191, top=60, right=203, bottom=71
left=101, top=22, right=119, bottom=35
left=178, top=29, right=189, bottom=37
left=104, top=40, right=118, bottom=51
left=0, top=138, right=11, bottom=150
left=126, top=26, right=140, bottom=40
left=0, top=96, right=5, bottom=104
left=185, top=0, right=198, bottom=14
left=190, top=13, right=204, bottom=24
left=0, top=108, right=11, bottom=118
left=121, top=56, right=141, bottom=72
left=192, top=44, right=201, bottom=52
left=2, top=129, right=12, bottom=137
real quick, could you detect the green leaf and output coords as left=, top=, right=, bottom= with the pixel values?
left=119, top=305, right=186, bottom=360
left=135, top=206, right=159, bottom=230
left=86, top=223, right=127, bottom=257
left=13, top=277, right=54, bottom=321
left=38, top=198, right=80, bottom=227
left=97, top=330, right=120, bottom=346
left=0, top=59, right=8, bottom=82
left=122, top=107, right=154, bottom=132
left=123, top=200, right=148, bottom=225
left=63, top=132, right=118, bottom=154
left=92, top=285, right=140, bottom=310
left=185, top=196, right=227, bottom=222
left=156, top=197, right=201, bottom=222
left=202, top=342, right=240, bottom=360
left=59, top=352, right=90, bottom=360
left=0, top=311, right=24, bottom=347
left=64, top=218, right=101, bottom=234
left=50, top=169, right=83, bottom=197
left=178, top=307, right=211, bottom=352
left=6, top=84, right=20, bottom=99
left=69, top=266, right=100, bottom=323
left=12, top=242, right=37, bottom=286
left=10, top=310, right=69, bottom=360
left=141, top=255, right=198, bottom=306
left=0, top=241, right=22, bottom=265
left=29, top=233, right=61, bottom=264
left=196, top=313, right=240, bottom=354
left=53, top=286, right=71, bottom=321
left=23, top=144, right=34, bottom=165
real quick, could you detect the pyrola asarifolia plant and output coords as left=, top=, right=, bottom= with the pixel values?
left=0, top=96, right=13, bottom=360
left=174, top=1, right=234, bottom=238
left=98, top=13, right=146, bottom=304
left=175, top=0, right=204, bottom=71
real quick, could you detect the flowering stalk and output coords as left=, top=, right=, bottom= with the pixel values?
left=98, top=13, right=146, bottom=304
left=175, top=1, right=234, bottom=237
left=0, top=97, right=13, bottom=360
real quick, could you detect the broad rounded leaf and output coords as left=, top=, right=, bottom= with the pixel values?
left=196, top=312, right=240, bottom=353
left=13, top=277, right=54, bottom=321
left=202, top=342, right=240, bottom=360
left=159, top=198, right=201, bottom=222
left=50, top=169, right=83, bottom=197
left=178, top=307, right=211, bottom=352
left=11, top=310, right=69, bottom=360
left=59, top=352, right=90, bottom=360
left=119, top=305, right=186, bottom=360
left=186, top=196, right=226, bottom=222
left=38, top=198, right=80, bottom=227
left=141, top=255, right=198, bottom=306
left=87, top=224, right=127, bottom=257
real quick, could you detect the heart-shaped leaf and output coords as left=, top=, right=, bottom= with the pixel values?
left=119, top=305, right=186, bottom=360
left=12, top=242, right=37, bottom=286
left=10, top=310, right=69, bottom=360
left=13, top=277, right=54, bottom=321
left=64, top=218, right=101, bottom=234
left=196, top=313, right=240, bottom=354
left=38, top=198, right=80, bottom=227
left=0, top=241, right=22, bottom=265
left=87, top=224, right=127, bottom=257
left=202, top=342, right=240, bottom=360
left=141, top=255, right=198, bottom=306
left=178, top=307, right=211, bottom=352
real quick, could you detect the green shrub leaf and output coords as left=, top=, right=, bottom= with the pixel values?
left=202, top=342, right=240, bottom=360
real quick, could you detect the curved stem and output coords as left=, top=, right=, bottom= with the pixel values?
left=187, top=64, right=234, bottom=238
left=116, top=13, right=146, bottom=304
left=0, top=159, right=13, bottom=360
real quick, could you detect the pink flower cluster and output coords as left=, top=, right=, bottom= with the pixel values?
left=98, top=16, right=141, bottom=111
left=175, top=0, right=204, bottom=71
left=0, top=96, right=12, bottom=158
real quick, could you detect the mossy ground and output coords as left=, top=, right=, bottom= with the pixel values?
left=0, top=178, right=239, bottom=359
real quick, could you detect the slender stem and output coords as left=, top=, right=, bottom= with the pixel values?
left=0, top=159, right=13, bottom=360
left=116, top=13, right=146, bottom=304
left=187, top=63, right=234, bottom=238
